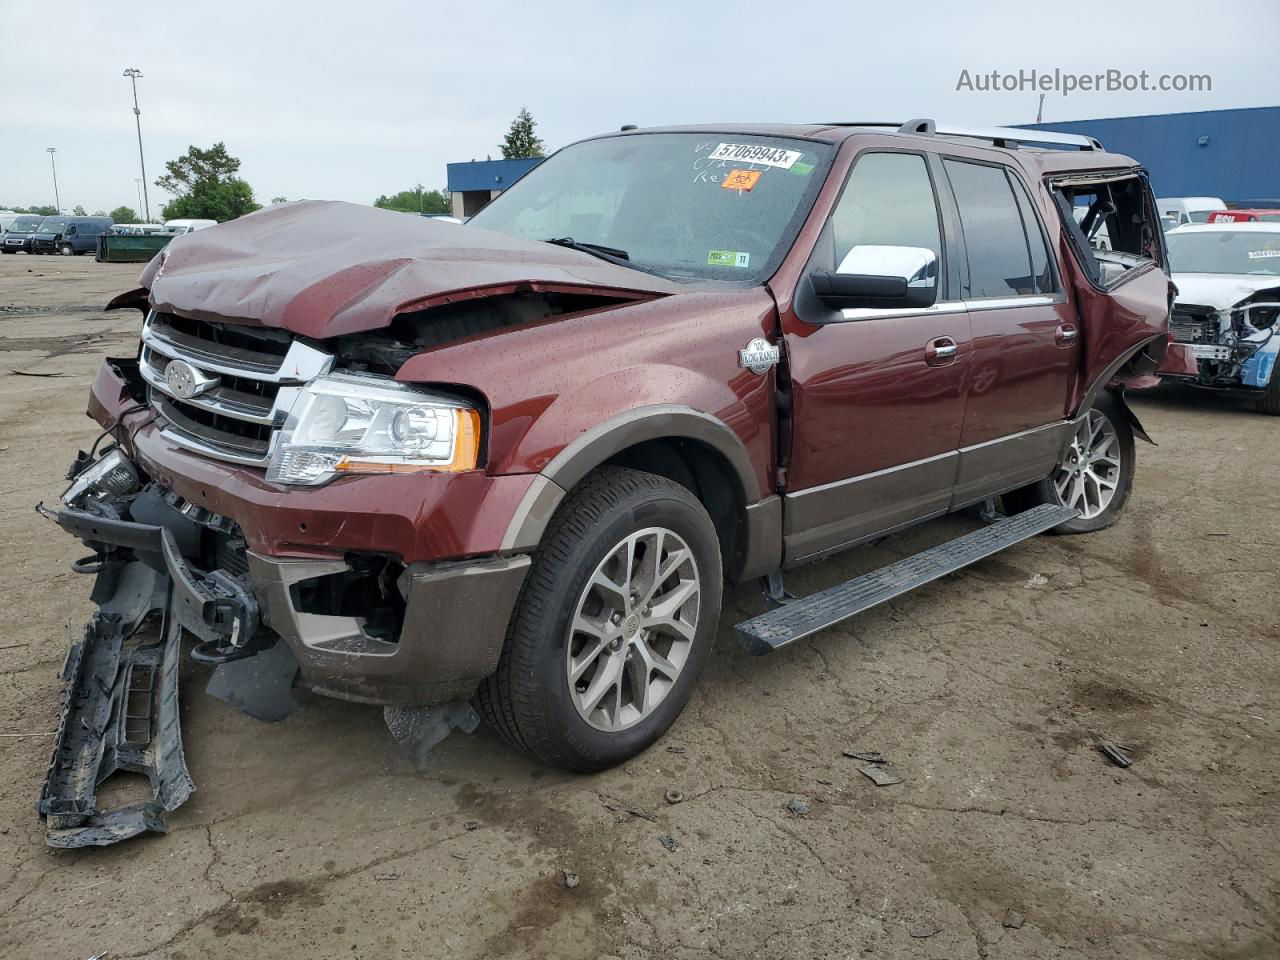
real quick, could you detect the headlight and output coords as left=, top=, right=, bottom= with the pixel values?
left=266, top=373, right=481, bottom=486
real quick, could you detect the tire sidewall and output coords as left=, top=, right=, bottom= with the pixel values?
left=525, top=488, right=721, bottom=770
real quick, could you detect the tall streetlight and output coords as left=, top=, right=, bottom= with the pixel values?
left=46, top=147, right=60, bottom=213
left=122, top=68, right=150, bottom=221
left=135, top=179, right=144, bottom=215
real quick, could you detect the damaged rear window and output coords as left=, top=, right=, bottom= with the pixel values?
left=1051, top=174, right=1162, bottom=288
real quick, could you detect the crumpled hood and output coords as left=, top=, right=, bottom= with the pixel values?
left=139, top=200, right=681, bottom=338
left=1172, top=273, right=1280, bottom=311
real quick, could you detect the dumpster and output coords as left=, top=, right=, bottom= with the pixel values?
left=96, top=233, right=173, bottom=263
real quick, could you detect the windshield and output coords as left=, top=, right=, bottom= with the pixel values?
left=10, top=217, right=42, bottom=232
left=1167, top=230, right=1280, bottom=277
left=37, top=218, right=67, bottom=234
left=468, top=133, right=833, bottom=282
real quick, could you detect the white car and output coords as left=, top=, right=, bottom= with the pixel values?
left=1157, top=196, right=1227, bottom=227
left=162, top=218, right=217, bottom=235
left=1164, top=222, right=1280, bottom=413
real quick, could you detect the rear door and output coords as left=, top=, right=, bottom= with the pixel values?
left=939, top=158, right=1080, bottom=506
left=780, top=150, right=972, bottom=562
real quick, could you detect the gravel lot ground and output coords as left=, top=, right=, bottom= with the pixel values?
left=1, top=254, right=1276, bottom=960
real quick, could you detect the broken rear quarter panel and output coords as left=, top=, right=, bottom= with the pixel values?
left=393, top=288, right=779, bottom=500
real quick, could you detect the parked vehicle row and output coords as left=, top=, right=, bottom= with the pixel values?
left=1, top=216, right=218, bottom=255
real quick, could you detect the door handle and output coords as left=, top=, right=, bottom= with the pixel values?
left=1055, top=323, right=1079, bottom=347
left=925, top=337, right=958, bottom=367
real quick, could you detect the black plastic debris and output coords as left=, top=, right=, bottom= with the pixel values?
left=1098, top=743, right=1133, bottom=768
left=384, top=701, right=481, bottom=771
left=37, top=562, right=195, bottom=848
left=657, top=834, right=679, bottom=852
left=843, top=750, right=886, bottom=763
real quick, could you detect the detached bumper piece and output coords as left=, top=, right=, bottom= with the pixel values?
left=37, top=560, right=194, bottom=848
left=736, top=503, right=1079, bottom=654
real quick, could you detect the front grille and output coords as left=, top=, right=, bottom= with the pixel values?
left=140, top=310, right=332, bottom=467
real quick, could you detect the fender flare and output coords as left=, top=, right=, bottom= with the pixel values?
left=500, top=404, right=763, bottom=554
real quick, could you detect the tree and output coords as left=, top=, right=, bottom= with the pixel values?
left=26, top=205, right=58, bottom=216
left=270, top=196, right=289, bottom=205
left=155, top=142, right=261, bottom=222
left=110, top=205, right=138, bottom=223
left=373, top=185, right=450, bottom=215
left=499, top=107, right=545, bottom=159
left=72, top=205, right=87, bottom=216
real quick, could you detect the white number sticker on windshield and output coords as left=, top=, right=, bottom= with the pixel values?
left=1247, top=250, right=1280, bottom=260
left=708, top=143, right=803, bottom=170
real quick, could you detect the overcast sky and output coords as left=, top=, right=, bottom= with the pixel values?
left=3, top=0, right=1277, bottom=215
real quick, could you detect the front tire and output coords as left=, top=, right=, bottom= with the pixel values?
left=60, top=244, right=74, bottom=256
left=1256, top=367, right=1280, bottom=416
left=476, top=466, right=722, bottom=772
left=1005, top=392, right=1136, bottom=534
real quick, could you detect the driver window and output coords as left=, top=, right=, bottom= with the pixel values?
left=830, top=153, right=943, bottom=275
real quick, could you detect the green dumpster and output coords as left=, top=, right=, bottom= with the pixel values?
left=96, top=234, right=174, bottom=263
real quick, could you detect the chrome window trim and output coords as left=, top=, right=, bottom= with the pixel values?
left=838, top=292, right=1066, bottom=321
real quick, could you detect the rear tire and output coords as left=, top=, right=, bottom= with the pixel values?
left=476, top=466, right=722, bottom=772
left=1256, top=368, right=1280, bottom=416
left=1004, top=392, right=1136, bottom=534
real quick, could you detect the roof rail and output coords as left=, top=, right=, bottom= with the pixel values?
left=904, top=120, right=1102, bottom=151
left=823, top=119, right=1102, bottom=151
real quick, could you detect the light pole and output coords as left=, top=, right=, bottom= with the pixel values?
left=123, top=68, right=150, bottom=221
left=135, top=178, right=144, bottom=215
left=46, top=147, right=60, bottom=213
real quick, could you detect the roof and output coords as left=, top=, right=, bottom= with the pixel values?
left=596, top=122, right=1142, bottom=175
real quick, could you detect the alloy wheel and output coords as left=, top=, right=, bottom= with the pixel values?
left=566, top=527, right=701, bottom=732
left=1053, top=409, right=1121, bottom=520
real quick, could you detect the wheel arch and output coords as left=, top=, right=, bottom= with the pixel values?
left=500, top=405, right=780, bottom=581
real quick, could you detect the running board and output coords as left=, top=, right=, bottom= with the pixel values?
left=735, top=503, right=1078, bottom=654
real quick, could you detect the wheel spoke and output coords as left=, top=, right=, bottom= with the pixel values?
left=578, top=652, right=622, bottom=715
left=647, top=578, right=699, bottom=641
left=590, top=568, right=629, bottom=613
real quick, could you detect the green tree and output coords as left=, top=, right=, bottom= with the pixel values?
left=26, top=205, right=59, bottom=216
left=110, top=205, right=138, bottom=223
left=71, top=205, right=87, bottom=216
left=373, top=185, right=450, bottom=215
left=499, top=107, right=545, bottom=159
left=155, top=142, right=261, bottom=222
left=270, top=196, right=289, bottom=204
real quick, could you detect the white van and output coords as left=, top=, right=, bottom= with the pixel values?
left=1156, top=197, right=1227, bottom=226
left=162, top=218, right=217, bottom=235
left=111, top=223, right=166, bottom=236
left=0, top=213, right=24, bottom=235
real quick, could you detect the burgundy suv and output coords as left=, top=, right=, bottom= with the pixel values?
left=41, top=120, right=1171, bottom=845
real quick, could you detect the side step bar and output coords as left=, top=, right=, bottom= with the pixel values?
left=735, top=503, right=1078, bottom=654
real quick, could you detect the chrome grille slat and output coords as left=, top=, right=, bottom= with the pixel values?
left=141, top=310, right=333, bottom=467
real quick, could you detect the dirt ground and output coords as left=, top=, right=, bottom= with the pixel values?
left=0, top=253, right=1276, bottom=960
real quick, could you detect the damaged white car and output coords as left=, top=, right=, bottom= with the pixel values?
left=1163, top=222, right=1280, bottom=414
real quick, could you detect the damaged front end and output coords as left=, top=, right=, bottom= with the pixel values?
left=1166, top=292, right=1280, bottom=391
left=36, top=447, right=300, bottom=847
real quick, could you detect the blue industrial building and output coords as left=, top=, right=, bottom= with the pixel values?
left=445, top=157, right=543, bottom=218
left=1022, top=106, right=1279, bottom=206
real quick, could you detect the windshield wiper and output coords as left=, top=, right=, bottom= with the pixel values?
left=544, top=237, right=631, bottom=263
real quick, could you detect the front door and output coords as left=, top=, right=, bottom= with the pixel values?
left=781, top=150, right=972, bottom=563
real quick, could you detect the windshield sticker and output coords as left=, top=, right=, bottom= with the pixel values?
left=708, top=250, right=751, bottom=268
left=709, top=143, right=802, bottom=170
left=720, top=170, right=762, bottom=192
left=1247, top=250, right=1280, bottom=260
left=789, top=161, right=815, bottom=176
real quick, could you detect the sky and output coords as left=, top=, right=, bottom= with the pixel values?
left=2, top=0, right=1278, bottom=216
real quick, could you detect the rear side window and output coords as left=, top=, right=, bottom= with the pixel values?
left=830, top=152, right=943, bottom=273
left=943, top=159, right=1044, bottom=298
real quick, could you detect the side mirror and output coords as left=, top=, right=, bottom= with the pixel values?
left=810, top=245, right=938, bottom=310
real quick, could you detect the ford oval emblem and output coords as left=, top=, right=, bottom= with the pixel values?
left=164, top=359, right=200, bottom=399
